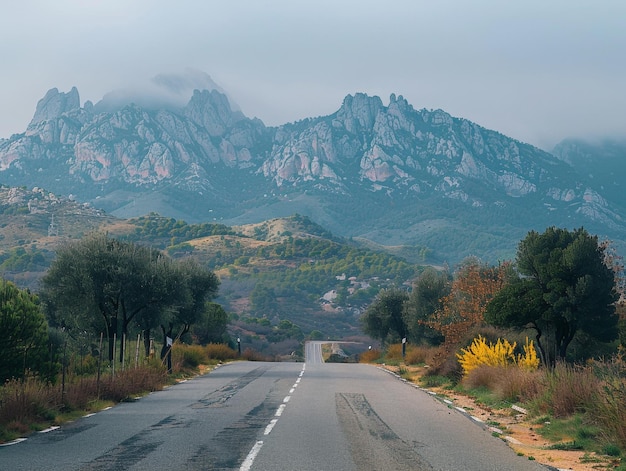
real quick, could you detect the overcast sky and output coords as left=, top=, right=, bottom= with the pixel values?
left=1, top=1, right=625, bottom=150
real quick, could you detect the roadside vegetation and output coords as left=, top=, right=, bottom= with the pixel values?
left=3, top=217, right=626, bottom=469
left=0, top=341, right=242, bottom=444
left=364, top=344, right=626, bottom=469
left=0, top=232, right=238, bottom=443
left=361, top=226, right=626, bottom=467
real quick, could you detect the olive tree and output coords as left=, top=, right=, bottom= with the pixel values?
left=361, top=288, right=409, bottom=346
left=403, top=267, right=449, bottom=345
left=41, top=233, right=220, bottom=364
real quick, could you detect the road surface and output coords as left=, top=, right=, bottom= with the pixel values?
left=1, top=342, right=551, bottom=470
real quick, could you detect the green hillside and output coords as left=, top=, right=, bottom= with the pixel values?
left=0, top=187, right=424, bottom=354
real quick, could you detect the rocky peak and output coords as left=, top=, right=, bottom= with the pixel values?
left=335, top=93, right=383, bottom=134
left=183, top=89, right=245, bottom=137
left=29, top=87, right=80, bottom=127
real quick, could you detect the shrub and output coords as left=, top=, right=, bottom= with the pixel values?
left=385, top=344, right=404, bottom=362
left=241, top=348, right=267, bottom=361
left=359, top=348, right=381, bottom=363
left=404, top=345, right=438, bottom=366
left=530, top=363, right=599, bottom=418
left=426, top=350, right=462, bottom=382
left=99, top=364, right=167, bottom=402
left=463, top=365, right=502, bottom=390
left=204, top=343, right=237, bottom=361
left=182, top=345, right=207, bottom=368
left=0, top=375, right=57, bottom=426
left=462, top=364, right=543, bottom=403
left=176, top=344, right=207, bottom=368
left=590, top=353, right=626, bottom=449
left=457, top=335, right=539, bottom=377
left=495, top=367, right=543, bottom=403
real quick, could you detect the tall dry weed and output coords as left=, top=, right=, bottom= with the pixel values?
left=590, top=354, right=626, bottom=448
left=404, top=345, right=438, bottom=366
left=205, top=343, right=237, bottom=361
left=0, top=375, right=57, bottom=426
left=385, top=344, right=405, bottom=361
left=98, top=364, right=167, bottom=402
left=495, top=367, right=543, bottom=403
left=462, top=365, right=502, bottom=390
left=530, top=363, right=599, bottom=418
left=359, top=348, right=381, bottom=363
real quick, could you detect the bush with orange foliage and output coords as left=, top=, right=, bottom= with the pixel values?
left=427, top=260, right=511, bottom=348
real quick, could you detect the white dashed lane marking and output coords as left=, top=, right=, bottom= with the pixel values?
left=239, top=363, right=306, bottom=470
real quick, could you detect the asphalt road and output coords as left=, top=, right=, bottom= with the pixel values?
left=1, top=342, right=551, bottom=470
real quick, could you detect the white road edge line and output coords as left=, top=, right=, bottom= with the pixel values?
left=240, top=440, right=264, bottom=471
left=0, top=438, right=27, bottom=447
left=39, top=426, right=60, bottom=433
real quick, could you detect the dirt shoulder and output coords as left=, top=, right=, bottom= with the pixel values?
left=381, top=365, right=620, bottom=471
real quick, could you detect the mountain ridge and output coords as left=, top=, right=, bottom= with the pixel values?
left=1, top=80, right=624, bottom=263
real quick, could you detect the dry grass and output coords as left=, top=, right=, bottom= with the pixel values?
left=462, top=365, right=543, bottom=403
left=404, top=345, right=439, bottom=366
left=0, top=375, right=58, bottom=426
left=589, top=354, right=626, bottom=449
left=172, top=343, right=238, bottom=370
left=495, top=367, right=543, bottom=403
left=385, top=344, right=405, bottom=361
left=359, top=348, right=382, bottom=363
left=240, top=348, right=270, bottom=361
left=529, top=363, right=600, bottom=418
left=0, top=363, right=167, bottom=442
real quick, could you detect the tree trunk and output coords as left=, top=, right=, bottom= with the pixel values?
left=161, top=324, right=173, bottom=373
left=143, top=328, right=151, bottom=357
left=107, top=318, right=117, bottom=363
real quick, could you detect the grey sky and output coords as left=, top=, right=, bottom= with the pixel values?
left=1, top=0, right=625, bottom=150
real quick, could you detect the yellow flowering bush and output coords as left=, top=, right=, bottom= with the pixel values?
left=516, top=337, right=540, bottom=371
left=457, top=335, right=539, bottom=376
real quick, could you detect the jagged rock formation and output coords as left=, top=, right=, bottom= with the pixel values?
left=0, top=80, right=624, bottom=263
left=29, top=87, right=81, bottom=126
left=263, top=92, right=566, bottom=202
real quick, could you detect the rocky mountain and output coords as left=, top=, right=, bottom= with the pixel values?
left=1, top=80, right=624, bottom=264
left=552, top=138, right=626, bottom=212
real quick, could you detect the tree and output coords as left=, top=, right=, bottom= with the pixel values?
left=192, top=302, right=230, bottom=345
left=41, top=233, right=220, bottom=364
left=403, top=267, right=449, bottom=345
left=485, top=227, right=619, bottom=366
left=0, top=279, right=52, bottom=382
left=427, top=258, right=511, bottom=349
left=161, top=257, right=220, bottom=344
left=361, top=288, right=409, bottom=345
left=250, top=284, right=279, bottom=317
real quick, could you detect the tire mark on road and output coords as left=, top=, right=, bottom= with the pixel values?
left=78, top=434, right=163, bottom=470
left=192, top=366, right=272, bottom=409
left=336, top=392, right=434, bottom=471
left=75, top=367, right=275, bottom=471
left=187, top=386, right=284, bottom=470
